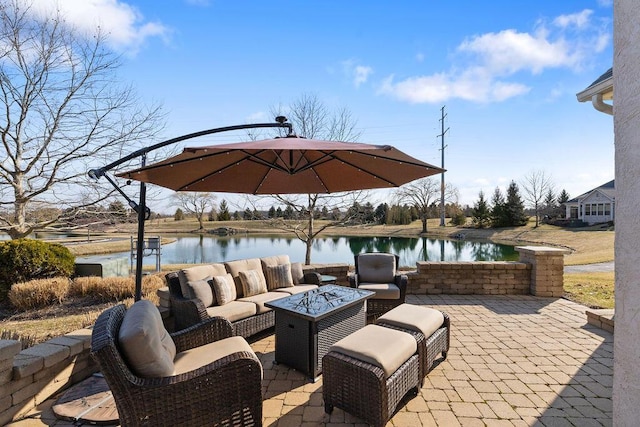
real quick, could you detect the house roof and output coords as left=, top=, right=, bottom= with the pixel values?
left=577, top=68, right=613, bottom=101
left=567, top=180, right=615, bottom=203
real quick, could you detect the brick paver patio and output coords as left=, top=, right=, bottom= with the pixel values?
left=9, top=294, right=613, bottom=427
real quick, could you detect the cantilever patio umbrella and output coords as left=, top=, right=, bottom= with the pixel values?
left=116, top=135, right=444, bottom=194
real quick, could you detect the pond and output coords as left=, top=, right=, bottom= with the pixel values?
left=109, top=235, right=519, bottom=267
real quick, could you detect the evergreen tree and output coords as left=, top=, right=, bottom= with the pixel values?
left=275, top=206, right=283, bottom=218
left=543, top=189, right=557, bottom=220
left=557, top=189, right=570, bottom=218
left=374, top=203, right=388, bottom=224
left=490, top=187, right=507, bottom=227
left=504, top=181, right=528, bottom=226
left=174, top=208, right=184, bottom=221
left=268, top=206, right=276, bottom=218
left=243, top=208, right=253, bottom=220
left=471, top=191, right=491, bottom=228
left=217, top=200, right=231, bottom=221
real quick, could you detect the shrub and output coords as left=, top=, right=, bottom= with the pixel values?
left=69, top=272, right=164, bottom=303
left=0, top=239, right=75, bottom=300
left=8, top=277, right=70, bottom=310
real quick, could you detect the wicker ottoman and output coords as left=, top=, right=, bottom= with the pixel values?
left=376, top=303, right=450, bottom=382
left=322, top=324, right=421, bottom=427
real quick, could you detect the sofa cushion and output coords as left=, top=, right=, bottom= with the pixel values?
left=205, top=301, right=257, bottom=322
left=225, top=258, right=263, bottom=297
left=329, top=324, right=416, bottom=378
left=260, top=254, right=291, bottom=269
left=290, top=262, right=305, bottom=285
left=178, top=264, right=226, bottom=299
left=358, top=283, right=400, bottom=299
left=377, top=304, right=445, bottom=338
left=187, top=276, right=215, bottom=307
left=239, top=270, right=268, bottom=297
left=357, top=253, right=396, bottom=283
left=239, top=291, right=287, bottom=314
left=118, top=300, right=176, bottom=378
left=212, top=273, right=236, bottom=305
left=265, top=264, right=294, bottom=290
left=173, top=336, right=260, bottom=376
left=274, top=284, right=318, bottom=295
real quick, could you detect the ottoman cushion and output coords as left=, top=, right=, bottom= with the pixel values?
left=329, top=324, right=416, bottom=378
left=377, top=303, right=445, bottom=338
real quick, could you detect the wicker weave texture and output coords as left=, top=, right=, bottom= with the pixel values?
left=322, top=351, right=420, bottom=427
left=91, top=304, right=263, bottom=426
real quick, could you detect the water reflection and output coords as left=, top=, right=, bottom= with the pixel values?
left=103, top=235, right=518, bottom=267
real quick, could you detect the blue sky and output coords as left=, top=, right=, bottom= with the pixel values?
left=33, top=0, right=614, bottom=213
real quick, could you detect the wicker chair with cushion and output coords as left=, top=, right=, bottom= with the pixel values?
left=349, top=252, right=407, bottom=319
left=91, top=300, right=263, bottom=427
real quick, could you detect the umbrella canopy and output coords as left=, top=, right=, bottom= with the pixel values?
left=117, top=136, right=444, bottom=194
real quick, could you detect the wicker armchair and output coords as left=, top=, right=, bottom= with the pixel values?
left=91, top=303, right=263, bottom=427
left=349, top=253, right=407, bottom=319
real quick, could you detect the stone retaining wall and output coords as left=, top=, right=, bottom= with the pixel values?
left=0, top=328, right=97, bottom=425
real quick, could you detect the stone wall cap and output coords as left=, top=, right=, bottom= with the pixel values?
left=515, top=246, right=571, bottom=255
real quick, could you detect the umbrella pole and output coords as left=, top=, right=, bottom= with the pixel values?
left=134, top=158, right=148, bottom=301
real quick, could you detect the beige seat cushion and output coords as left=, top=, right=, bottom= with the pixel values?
left=290, top=262, right=305, bottom=285
left=239, top=270, right=268, bottom=297
left=238, top=291, right=287, bottom=314
left=377, top=304, right=445, bottom=338
left=358, top=283, right=400, bottom=299
left=225, top=258, right=263, bottom=297
left=357, top=253, right=396, bottom=283
left=274, top=284, right=318, bottom=295
left=205, top=301, right=257, bottom=322
left=178, top=264, right=226, bottom=300
left=173, top=336, right=261, bottom=377
left=265, top=264, right=294, bottom=290
left=211, top=273, right=236, bottom=305
left=329, top=324, right=417, bottom=378
left=118, top=300, right=176, bottom=378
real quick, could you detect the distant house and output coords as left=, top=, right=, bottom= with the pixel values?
left=565, top=180, right=615, bottom=224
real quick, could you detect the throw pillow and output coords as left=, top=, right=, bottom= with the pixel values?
left=118, top=300, right=176, bottom=378
left=290, top=262, right=304, bottom=285
left=212, top=273, right=237, bottom=305
left=238, top=269, right=268, bottom=297
left=186, top=276, right=215, bottom=307
left=265, top=264, right=294, bottom=290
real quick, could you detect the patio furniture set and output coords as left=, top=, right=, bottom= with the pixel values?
left=90, top=252, right=450, bottom=426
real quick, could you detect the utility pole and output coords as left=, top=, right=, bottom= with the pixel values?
left=438, top=106, right=449, bottom=227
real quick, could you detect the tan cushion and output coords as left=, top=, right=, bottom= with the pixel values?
left=239, top=270, right=268, bottom=297
left=225, top=258, right=263, bottom=297
left=265, top=264, right=294, bottom=290
left=118, top=300, right=176, bottom=378
left=357, top=253, right=396, bottom=283
left=178, top=264, right=226, bottom=299
left=212, top=273, right=236, bottom=305
left=238, top=291, right=286, bottom=314
left=358, top=283, right=401, bottom=299
left=205, top=301, right=257, bottom=322
left=173, top=336, right=260, bottom=376
left=329, top=324, right=417, bottom=378
left=290, top=262, right=305, bottom=285
left=260, top=254, right=290, bottom=269
left=274, top=284, right=318, bottom=295
left=187, top=277, right=215, bottom=307
left=377, top=304, right=445, bottom=338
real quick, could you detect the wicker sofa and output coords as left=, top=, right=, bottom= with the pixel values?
left=166, top=254, right=321, bottom=337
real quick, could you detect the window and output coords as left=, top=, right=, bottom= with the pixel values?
left=585, top=205, right=591, bottom=215
left=605, top=203, right=611, bottom=215
left=598, top=204, right=604, bottom=215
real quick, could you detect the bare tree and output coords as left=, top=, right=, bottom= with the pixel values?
left=266, top=192, right=367, bottom=264
left=0, top=0, right=164, bottom=238
left=521, top=170, right=555, bottom=227
left=173, top=192, right=217, bottom=230
left=245, top=93, right=364, bottom=264
left=395, top=178, right=459, bottom=233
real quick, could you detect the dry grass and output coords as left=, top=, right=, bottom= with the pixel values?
left=8, top=277, right=71, bottom=310
left=564, top=271, right=615, bottom=309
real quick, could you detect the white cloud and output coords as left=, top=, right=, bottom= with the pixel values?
left=378, top=9, right=610, bottom=105
left=415, top=52, right=425, bottom=62
left=29, top=0, right=170, bottom=55
left=342, top=60, right=373, bottom=88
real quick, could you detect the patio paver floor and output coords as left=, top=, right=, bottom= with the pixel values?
left=8, top=294, right=613, bottom=427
